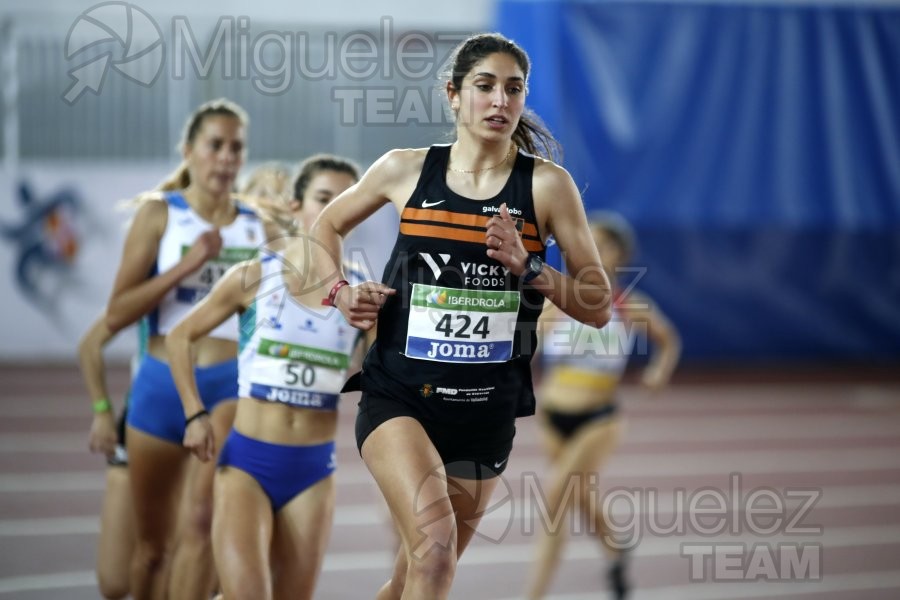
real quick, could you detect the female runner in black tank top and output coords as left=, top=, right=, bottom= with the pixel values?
left=310, top=33, right=613, bottom=600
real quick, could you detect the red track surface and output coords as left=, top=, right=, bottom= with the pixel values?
left=1, top=366, right=899, bottom=599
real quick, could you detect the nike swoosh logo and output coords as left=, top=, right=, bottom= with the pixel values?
left=422, top=199, right=445, bottom=208
left=493, top=458, right=508, bottom=469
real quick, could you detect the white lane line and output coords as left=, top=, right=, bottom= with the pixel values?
left=0, top=434, right=89, bottom=453
left=1, top=404, right=88, bottom=418
left=618, top=416, right=900, bottom=442
left=467, top=523, right=900, bottom=565
left=4, top=445, right=900, bottom=491
left=0, top=571, right=96, bottom=593
left=2, top=525, right=899, bottom=594
left=0, top=516, right=99, bottom=536
left=0, top=471, right=106, bottom=492
left=493, top=570, right=900, bottom=600
left=2, top=412, right=899, bottom=453
left=4, top=482, right=899, bottom=536
left=337, top=482, right=900, bottom=526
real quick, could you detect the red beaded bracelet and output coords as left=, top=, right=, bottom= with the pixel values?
left=322, top=279, right=350, bottom=306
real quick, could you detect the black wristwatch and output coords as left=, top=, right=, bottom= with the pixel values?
left=522, top=254, right=544, bottom=284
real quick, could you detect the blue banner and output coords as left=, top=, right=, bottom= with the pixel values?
left=497, top=1, right=900, bottom=360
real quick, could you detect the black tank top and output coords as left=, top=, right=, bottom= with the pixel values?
left=361, top=144, right=546, bottom=424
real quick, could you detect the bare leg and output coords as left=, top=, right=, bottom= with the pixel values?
left=447, top=475, right=501, bottom=555
left=579, top=421, right=629, bottom=600
left=364, top=418, right=458, bottom=600
left=168, top=400, right=236, bottom=600
left=97, top=466, right=136, bottom=599
left=579, top=419, right=625, bottom=555
left=211, top=467, right=274, bottom=600
left=375, top=473, right=500, bottom=600
left=127, top=427, right=187, bottom=600
left=271, top=474, right=336, bottom=600
left=526, top=417, right=623, bottom=599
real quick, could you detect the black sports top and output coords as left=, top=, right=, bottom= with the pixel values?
left=359, top=144, right=546, bottom=424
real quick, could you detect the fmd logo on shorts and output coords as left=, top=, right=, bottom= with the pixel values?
left=63, top=2, right=165, bottom=104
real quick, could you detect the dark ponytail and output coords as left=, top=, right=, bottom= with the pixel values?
left=444, top=33, right=562, bottom=162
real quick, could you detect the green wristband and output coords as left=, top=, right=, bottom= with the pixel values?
left=92, top=398, right=112, bottom=414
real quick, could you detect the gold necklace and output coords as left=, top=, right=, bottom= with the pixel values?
left=448, top=144, right=515, bottom=174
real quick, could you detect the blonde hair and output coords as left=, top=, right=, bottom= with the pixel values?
left=238, top=163, right=295, bottom=233
left=241, top=162, right=291, bottom=197
left=125, top=98, right=249, bottom=209
left=157, top=98, right=249, bottom=192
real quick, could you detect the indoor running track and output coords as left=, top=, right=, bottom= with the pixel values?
left=1, top=365, right=899, bottom=600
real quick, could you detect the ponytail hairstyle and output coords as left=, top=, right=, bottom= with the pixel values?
left=157, top=98, right=250, bottom=192
left=126, top=98, right=249, bottom=210
left=443, top=33, right=562, bottom=162
left=154, top=163, right=191, bottom=192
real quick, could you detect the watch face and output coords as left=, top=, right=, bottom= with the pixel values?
left=523, top=255, right=543, bottom=282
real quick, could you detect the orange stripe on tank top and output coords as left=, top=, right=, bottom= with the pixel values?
left=402, top=207, right=540, bottom=238
left=399, top=222, right=544, bottom=252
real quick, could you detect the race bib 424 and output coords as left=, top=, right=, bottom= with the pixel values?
left=405, top=284, right=520, bottom=363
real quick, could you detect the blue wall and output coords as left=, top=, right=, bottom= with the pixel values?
left=497, top=1, right=900, bottom=360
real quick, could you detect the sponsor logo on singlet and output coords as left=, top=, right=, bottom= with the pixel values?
left=482, top=205, right=522, bottom=216
left=419, top=252, right=451, bottom=280
left=461, top=262, right=509, bottom=287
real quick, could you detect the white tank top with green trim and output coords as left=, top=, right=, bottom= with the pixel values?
left=150, top=192, right=264, bottom=341
left=237, top=251, right=357, bottom=410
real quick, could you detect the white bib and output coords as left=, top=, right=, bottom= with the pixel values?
left=238, top=254, right=356, bottom=409
left=152, top=194, right=264, bottom=341
left=404, top=283, right=521, bottom=363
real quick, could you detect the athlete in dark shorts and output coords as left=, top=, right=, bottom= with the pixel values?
left=311, top=33, right=613, bottom=600
left=352, top=143, right=544, bottom=480
left=526, top=213, right=681, bottom=599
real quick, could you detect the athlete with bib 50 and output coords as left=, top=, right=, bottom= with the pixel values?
left=166, top=156, right=362, bottom=600
left=310, top=33, right=613, bottom=599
